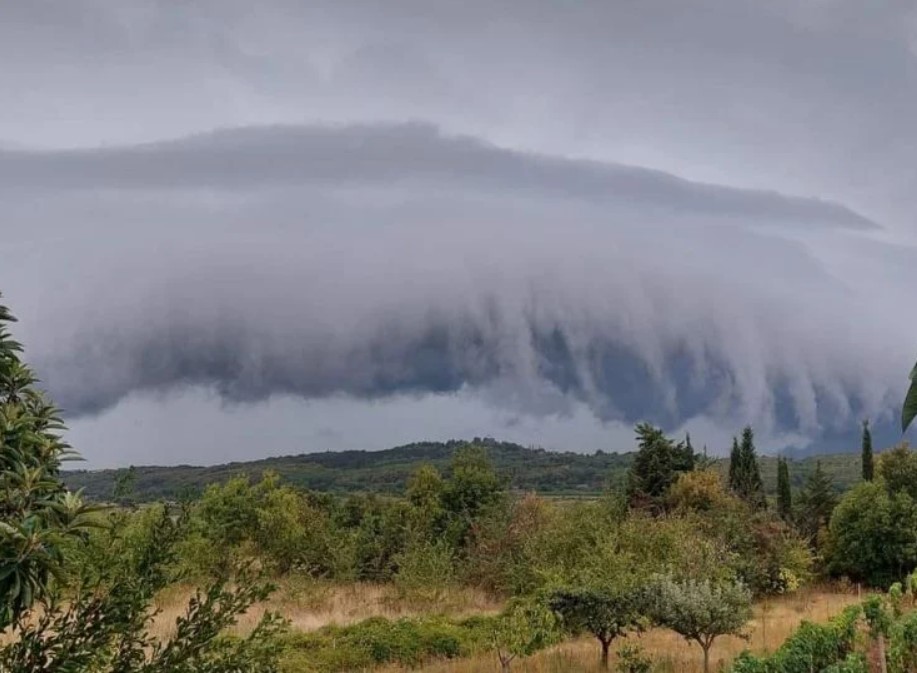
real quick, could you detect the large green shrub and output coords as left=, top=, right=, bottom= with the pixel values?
left=280, top=615, right=488, bottom=673
left=827, top=480, right=917, bottom=587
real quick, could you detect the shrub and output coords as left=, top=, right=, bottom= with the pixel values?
left=889, top=610, right=917, bottom=673
left=280, top=615, right=480, bottom=673
left=827, top=481, right=917, bottom=587
left=731, top=605, right=861, bottom=673
left=394, top=537, right=457, bottom=602
left=616, top=642, right=652, bottom=673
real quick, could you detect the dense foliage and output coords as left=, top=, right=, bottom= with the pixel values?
left=0, top=294, right=284, bottom=673
left=0, top=299, right=96, bottom=628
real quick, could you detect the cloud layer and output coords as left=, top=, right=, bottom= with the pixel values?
left=2, top=0, right=917, bottom=464
left=1, top=123, right=911, bottom=454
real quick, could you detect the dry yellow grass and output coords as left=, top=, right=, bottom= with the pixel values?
left=150, top=578, right=502, bottom=641
left=381, top=587, right=863, bottom=673
left=30, top=581, right=861, bottom=673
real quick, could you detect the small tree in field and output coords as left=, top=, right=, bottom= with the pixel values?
left=649, top=576, right=752, bottom=673
left=490, top=599, right=558, bottom=673
left=549, top=586, right=645, bottom=668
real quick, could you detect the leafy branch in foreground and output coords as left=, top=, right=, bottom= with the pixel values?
left=0, top=292, right=285, bottom=673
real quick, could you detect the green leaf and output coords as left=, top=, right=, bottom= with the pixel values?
left=904, top=361, right=917, bottom=433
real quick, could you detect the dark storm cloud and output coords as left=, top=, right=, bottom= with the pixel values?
left=0, top=123, right=906, bottom=445
left=2, top=0, right=917, bottom=463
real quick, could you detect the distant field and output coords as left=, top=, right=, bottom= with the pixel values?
left=64, top=438, right=866, bottom=501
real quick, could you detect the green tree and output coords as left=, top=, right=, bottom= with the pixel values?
left=797, top=460, right=837, bottom=546
left=441, top=445, right=506, bottom=549
left=777, top=456, right=793, bottom=521
left=877, top=443, right=917, bottom=500
left=490, top=599, right=558, bottom=673
left=862, top=420, right=875, bottom=481
left=549, top=585, right=645, bottom=668
left=405, top=463, right=447, bottom=539
left=827, top=480, right=917, bottom=587
left=728, top=437, right=740, bottom=493
left=626, top=423, right=693, bottom=512
left=649, top=576, right=752, bottom=673
left=731, top=427, right=765, bottom=509
left=112, top=465, right=138, bottom=505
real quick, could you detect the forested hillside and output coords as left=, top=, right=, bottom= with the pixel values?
left=64, top=437, right=865, bottom=502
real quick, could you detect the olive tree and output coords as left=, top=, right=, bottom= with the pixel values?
left=549, top=586, right=645, bottom=668
left=649, top=576, right=752, bottom=673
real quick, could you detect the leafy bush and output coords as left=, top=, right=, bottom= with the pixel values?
left=393, top=537, right=457, bottom=602
left=616, top=642, right=652, bottom=673
left=279, top=615, right=488, bottom=673
left=731, top=605, right=861, bottom=673
left=888, top=610, right=917, bottom=673
left=827, top=481, right=917, bottom=587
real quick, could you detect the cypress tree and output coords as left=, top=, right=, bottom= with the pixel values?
left=777, top=456, right=792, bottom=520
left=728, top=437, right=741, bottom=492
left=735, top=426, right=765, bottom=509
left=861, top=419, right=874, bottom=481
left=798, top=460, right=837, bottom=546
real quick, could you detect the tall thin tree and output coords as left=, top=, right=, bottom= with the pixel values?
left=776, top=456, right=792, bottom=521
left=862, top=419, right=874, bottom=481
left=727, top=437, right=741, bottom=493
left=735, top=426, right=765, bottom=509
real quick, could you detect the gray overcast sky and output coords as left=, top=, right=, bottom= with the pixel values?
left=1, top=0, right=916, bottom=466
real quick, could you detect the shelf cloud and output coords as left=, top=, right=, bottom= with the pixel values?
left=1, top=0, right=916, bottom=464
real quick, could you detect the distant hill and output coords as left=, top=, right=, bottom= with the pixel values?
left=63, top=437, right=866, bottom=502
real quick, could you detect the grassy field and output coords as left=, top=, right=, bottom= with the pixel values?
left=149, top=582, right=863, bottom=673
left=400, top=589, right=862, bottom=673
left=150, top=579, right=502, bottom=641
